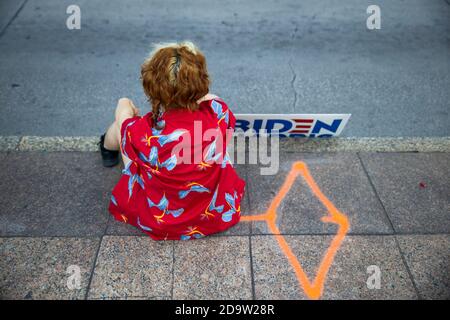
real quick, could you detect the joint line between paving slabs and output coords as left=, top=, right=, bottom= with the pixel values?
left=356, top=153, right=397, bottom=233
left=356, top=153, right=422, bottom=299
left=245, top=170, right=253, bottom=236
left=242, top=168, right=254, bottom=235
left=393, top=235, right=423, bottom=300
left=84, top=236, right=104, bottom=300
left=171, top=241, right=175, bottom=299
left=248, top=236, right=256, bottom=300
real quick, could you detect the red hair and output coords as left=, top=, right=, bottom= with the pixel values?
left=141, top=41, right=210, bottom=127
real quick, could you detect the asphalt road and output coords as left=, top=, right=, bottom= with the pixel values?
left=0, top=0, right=449, bottom=137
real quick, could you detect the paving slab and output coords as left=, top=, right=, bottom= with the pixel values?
left=0, top=237, right=99, bottom=299
left=360, top=153, right=450, bottom=233
left=251, top=235, right=417, bottom=299
left=0, top=152, right=120, bottom=236
left=173, top=236, right=252, bottom=299
left=88, top=236, right=173, bottom=299
left=248, top=153, right=393, bottom=235
left=397, top=235, right=450, bottom=300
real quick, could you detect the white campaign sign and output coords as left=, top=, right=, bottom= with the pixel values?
left=234, top=114, right=351, bottom=137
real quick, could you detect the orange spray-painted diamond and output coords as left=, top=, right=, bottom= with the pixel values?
left=241, top=161, right=350, bottom=300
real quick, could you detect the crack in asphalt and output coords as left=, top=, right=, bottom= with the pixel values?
left=288, top=20, right=299, bottom=112
left=0, top=0, right=28, bottom=40
left=288, top=61, right=298, bottom=112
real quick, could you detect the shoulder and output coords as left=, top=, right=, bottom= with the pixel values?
left=196, top=93, right=220, bottom=104
left=197, top=93, right=230, bottom=108
left=121, top=113, right=153, bottom=136
left=198, top=95, right=230, bottom=111
left=198, top=96, right=236, bottom=129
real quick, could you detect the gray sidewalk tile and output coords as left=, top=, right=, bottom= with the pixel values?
left=360, top=153, right=450, bottom=233
left=248, top=153, right=393, bottom=235
left=397, top=235, right=450, bottom=300
left=88, top=236, right=173, bottom=299
left=173, top=236, right=252, bottom=299
left=0, top=237, right=99, bottom=299
left=0, top=152, right=120, bottom=236
left=251, top=235, right=417, bottom=300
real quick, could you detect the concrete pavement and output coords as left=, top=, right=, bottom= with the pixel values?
left=0, top=0, right=449, bottom=137
left=0, top=150, right=448, bottom=299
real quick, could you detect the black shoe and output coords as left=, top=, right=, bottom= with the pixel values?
left=99, top=134, right=120, bottom=167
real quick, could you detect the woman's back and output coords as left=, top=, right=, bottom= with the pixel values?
left=109, top=97, right=246, bottom=240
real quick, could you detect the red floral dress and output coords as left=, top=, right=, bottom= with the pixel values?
left=108, top=98, right=246, bottom=240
